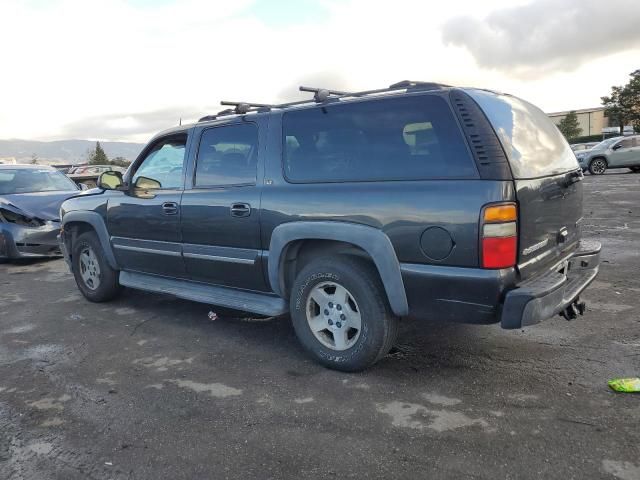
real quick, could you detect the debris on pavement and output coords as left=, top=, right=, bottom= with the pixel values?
left=207, top=311, right=218, bottom=321
left=608, top=377, right=640, bottom=393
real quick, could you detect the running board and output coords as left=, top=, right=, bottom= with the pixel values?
left=119, top=271, right=288, bottom=317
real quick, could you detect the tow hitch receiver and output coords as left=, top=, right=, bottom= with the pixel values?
left=560, top=298, right=586, bottom=321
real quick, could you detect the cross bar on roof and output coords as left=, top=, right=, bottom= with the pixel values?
left=220, top=101, right=274, bottom=114
left=197, top=81, right=452, bottom=122
left=299, top=86, right=352, bottom=102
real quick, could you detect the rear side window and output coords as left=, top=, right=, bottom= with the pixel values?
left=283, top=95, right=476, bottom=183
left=467, top=89, right=578, bottom=179
left=616, top=138, right=635, bottom=149
left=195, top=123, right=258, bottom=187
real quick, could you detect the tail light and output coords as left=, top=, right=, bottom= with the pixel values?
left=481, top=203, right=517, bottom=269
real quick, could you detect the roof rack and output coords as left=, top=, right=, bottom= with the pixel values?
left=220, top=101, right=274, bottom=114
left=388, top=80, right=450, bottom=90
left=299, top=86, right=352, bottom=103
left=197, top=80, right=450, bottom=122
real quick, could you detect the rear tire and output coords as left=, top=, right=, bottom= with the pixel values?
left=72, top=231, right=120, bottom=302
left=630, top=167, right=640, bottom=173
left=289, top=256, right=398, bottom=372
left=589, top=158, right=607, bottom=175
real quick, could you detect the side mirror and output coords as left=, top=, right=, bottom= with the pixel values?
left=79, top=183, right=89, bottom=191
left=98, top=171, right=124, bottom=190
left=134, top=176, right=162, bottom=190
left=612, top=144, right=622, bottom=151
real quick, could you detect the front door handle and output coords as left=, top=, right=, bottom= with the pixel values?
left=162, top=201, right=179, bottom=215
left=230, top=202, right=251, bottom=218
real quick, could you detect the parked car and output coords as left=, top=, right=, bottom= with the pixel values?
left=576, top=135, right=640, bottom=174
left=570, top=142, right=597, bottom=153
left=0, top=164, right=81, bottom=261
left=59, top=81, right=601, bottom=371
left=67, top=164, right=88, bottom=175
left=68, top=165, right=126, bottom=188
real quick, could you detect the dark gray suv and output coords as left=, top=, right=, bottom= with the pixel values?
left=59, top=81, right=601, bottom=371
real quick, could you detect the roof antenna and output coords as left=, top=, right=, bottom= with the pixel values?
left=179, top=117, right=182, bottom=126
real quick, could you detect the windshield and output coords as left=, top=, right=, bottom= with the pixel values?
left=591, top=137, right=620, bottom=150
left=0, top=168, right=79, bottom=195
left=467, top=89, right=579, bottom=178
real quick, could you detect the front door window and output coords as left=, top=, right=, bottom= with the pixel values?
left=132, top=137, right=186, bottom=189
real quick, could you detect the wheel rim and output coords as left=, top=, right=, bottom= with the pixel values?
left=305, top=281, right=362, bottom=351
left=591, top=159, right=606, bottom=174
left=79, top=246, right=101, bottom=290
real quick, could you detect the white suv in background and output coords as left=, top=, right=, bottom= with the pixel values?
left=576, top=135, right=640, bottom=174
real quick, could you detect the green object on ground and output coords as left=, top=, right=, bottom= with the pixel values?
left=608, top=378, right=640, bottom=393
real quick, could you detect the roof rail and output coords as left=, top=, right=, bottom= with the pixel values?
left=299, top=86, right=352, bottom=103
left=220, top=101, right=274, bottom=114
left=388, top=80, right=450, bottom=90
left=197, top=80, right=452, bottom=122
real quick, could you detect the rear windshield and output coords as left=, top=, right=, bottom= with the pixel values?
left=0, top=168, right=79, bottom=194
left=283, top=95, right=477, bottom=183
left=467, top=89, right=578, bottom=179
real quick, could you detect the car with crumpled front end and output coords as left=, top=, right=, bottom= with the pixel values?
left=0, top=164, right=80, bottom=261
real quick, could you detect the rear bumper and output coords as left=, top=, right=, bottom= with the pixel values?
left=400, top=263, right=516, bottom=324
left=501, top=239, right=601, bottom=329
left=0, top=222, right=62, bottom=260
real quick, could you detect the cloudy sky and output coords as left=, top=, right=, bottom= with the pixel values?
left=1, top=0, right=639, bottom=143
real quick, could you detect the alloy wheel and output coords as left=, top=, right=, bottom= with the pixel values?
left=590, top=159, right=607, bottom=174
left=79, top=246, right=101, bottom=290
left=305, top=281, right=362, bottom=351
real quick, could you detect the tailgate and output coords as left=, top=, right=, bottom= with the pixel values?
left=515, top=171, right=583, bottom=280
left=465, top=89, right=584, bottom=279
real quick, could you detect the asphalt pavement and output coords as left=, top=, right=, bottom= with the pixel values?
left=1, top=171, right=639, bottom=480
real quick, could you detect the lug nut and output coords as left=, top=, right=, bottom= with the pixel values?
left=336, top=304, right=342, bottom=311
left=340, top=314, right=346, bottom=320
left=328, top=319, right=334, bottom=325
left=328, top=302, right=334, bottom=308
left=336, top=322, right=342, bottom=328
left=324, top=309, right=329, bottom=315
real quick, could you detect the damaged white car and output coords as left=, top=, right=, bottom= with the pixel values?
left=0, top=165, right=82, bottom=261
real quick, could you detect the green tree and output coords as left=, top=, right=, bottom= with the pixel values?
left=556, top=111, right=583, bottom=140
left=602, top=69, right=640, bottom=134
left=88, top=141, right=109, bottom=165
left=30, top=153, right=38, bottom=164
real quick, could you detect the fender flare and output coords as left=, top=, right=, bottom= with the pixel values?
left=62, top=211, right=118, bottom=269
left=268, top=221, right=409, bottom=316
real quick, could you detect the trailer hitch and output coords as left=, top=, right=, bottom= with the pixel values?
left=560, top=298, right=586, bottom=321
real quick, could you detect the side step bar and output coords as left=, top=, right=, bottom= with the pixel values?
left=119, top=271, right=288, bottom=317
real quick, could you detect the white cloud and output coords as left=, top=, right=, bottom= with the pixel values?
left=442, top=0, right=640, bottom=77
left=0, top=0, right=638, bottom=142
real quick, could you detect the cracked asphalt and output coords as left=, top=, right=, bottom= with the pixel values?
left=1, top=172, right=639, bottom=480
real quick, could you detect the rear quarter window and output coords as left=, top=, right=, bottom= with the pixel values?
left=467, top=89, right=578, bottom=179
left=282, top=95, right=477, bottom=183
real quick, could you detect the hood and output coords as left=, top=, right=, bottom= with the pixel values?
left=575, top=148, right=594, bottom=156
left=0, top=190, right=80, bottom=221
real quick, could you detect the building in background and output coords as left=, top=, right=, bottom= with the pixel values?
left=547, top=107, right=609, bottom=137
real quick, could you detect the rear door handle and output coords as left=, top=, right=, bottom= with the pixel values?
left=230, top=202, right=251, bottom=218
left=162, top=202, right=179, bottom=215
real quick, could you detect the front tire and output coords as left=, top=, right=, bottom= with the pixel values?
left=72, top=231, right=120, bottom=302
left=290, top=256, right=398, bottom=372
left=589, top=158, right=607, bottom=175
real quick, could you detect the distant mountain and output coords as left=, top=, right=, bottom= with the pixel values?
left=0, top=138, right=144, bottom=164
